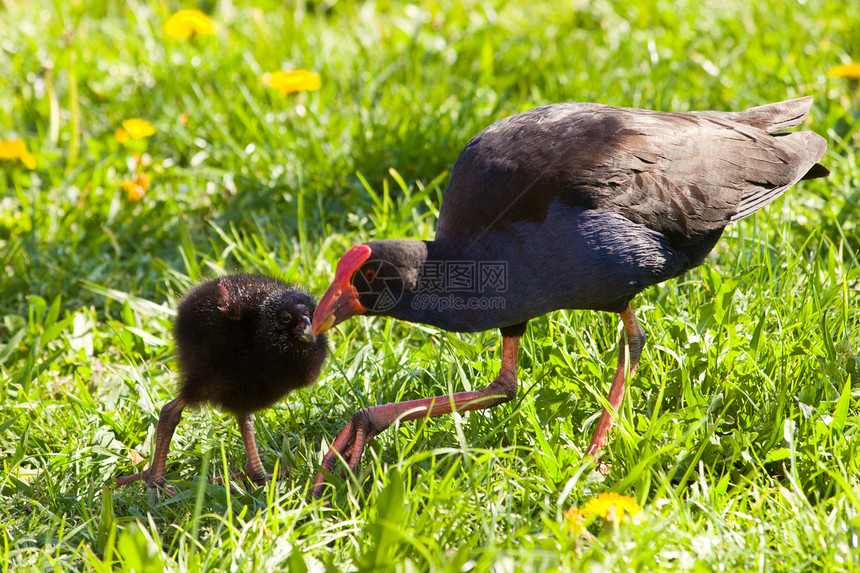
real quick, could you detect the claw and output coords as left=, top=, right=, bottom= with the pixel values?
left=115, top=467, right=178, bottom=501
left=312, top=411, right=375, bottom=498
left=148, top=478, right=177, bottom=501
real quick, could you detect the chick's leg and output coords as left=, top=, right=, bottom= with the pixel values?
left=237, top=413, right=290, bottom=486
left=115, top=397, right=188, bottom=497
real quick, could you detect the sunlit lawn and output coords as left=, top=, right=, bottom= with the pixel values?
left=1, top=1, right=859, bottom=571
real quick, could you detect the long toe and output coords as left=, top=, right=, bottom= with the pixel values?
left=248, top=468, right=290, bottom=488
left=211, top=468, right=290, bottom=489
left=146, top=479, right=176, bottom=501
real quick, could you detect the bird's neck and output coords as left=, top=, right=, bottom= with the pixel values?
left=371, top=239, right=514, bottom=333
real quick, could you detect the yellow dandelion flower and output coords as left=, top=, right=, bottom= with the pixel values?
left=136, top=171, right=151, bottom=189
left=122, top=171, right=151, bottom=202
left=114, top=128, right=129, bottom=143
left=580, top=492, right=641, bottom=522
left=123, top=181, right=145, bottom=202
left=263, top=69, right=322, bottom=95
left=0, top=139, right=36, bottom=169
left=563, top=507, right=595, bottom=541
left=564, top=508, right=585, bottom=532
left=827, top=62, right=860, bottom=80
left=120, top=119, right=156, bottom=140
left=164, top=9, right=216, bottom=40
left=0, top=141, right=36, bottom=169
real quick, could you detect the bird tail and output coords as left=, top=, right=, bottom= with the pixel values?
left=733, top=96, right=816, bottom=133
left=729, top=126, right=828, bottom=222
left=692, top=96, right=815, bottom=133
left=693, top=96, right=829, bottom=188
left=732, top=96, right=829, bottom=181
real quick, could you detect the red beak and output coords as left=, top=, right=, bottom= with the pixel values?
left=311, top=245, right=372, bottom=336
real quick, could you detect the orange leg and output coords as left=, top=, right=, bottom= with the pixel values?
left=585, top=304, right=646, bottom=457
left=312, top=336, right=520, bottom=497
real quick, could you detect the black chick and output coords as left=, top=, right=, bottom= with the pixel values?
left=115, top=274, right=328, bottom=495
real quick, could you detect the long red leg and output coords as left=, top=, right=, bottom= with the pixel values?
left=115, top=396, right=188, bottom=497
left=312, top=336, right=520, bottom=497
left=585, top=304, right=646, bottom=456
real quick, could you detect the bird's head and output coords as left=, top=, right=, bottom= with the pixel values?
left=261, top=290, right=322, bottom=349
left=311, top=240, right=427, bottom=336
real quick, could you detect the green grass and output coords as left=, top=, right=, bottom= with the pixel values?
left=1, top=0, right=859, bottom=570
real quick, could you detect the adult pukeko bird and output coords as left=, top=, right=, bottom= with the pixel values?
left=310, top=97, right=828, bottom=496
left=115, top=275, right=327, bottom=497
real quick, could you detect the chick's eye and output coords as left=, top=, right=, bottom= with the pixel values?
left=278, top=310, right=292, bottom=324
left=363, top=268, right=376, bottom=281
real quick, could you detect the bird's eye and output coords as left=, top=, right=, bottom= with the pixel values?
left=364, top=268, right=376, bottom=281
left=278, top=310, right=292, bottom=324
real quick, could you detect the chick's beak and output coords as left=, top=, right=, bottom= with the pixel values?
left=311, top=245, right=372, bottom=336
left=296, top=315, right=313, bottom=340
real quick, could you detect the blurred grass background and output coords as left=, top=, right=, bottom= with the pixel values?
left=1, top=0, right=859, bottom=570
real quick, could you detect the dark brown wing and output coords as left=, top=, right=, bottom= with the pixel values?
left=436, top=99, right=827, bottom=262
